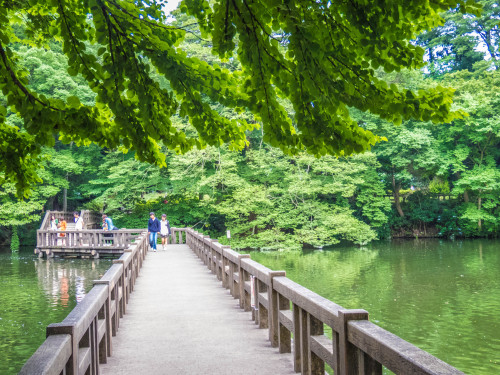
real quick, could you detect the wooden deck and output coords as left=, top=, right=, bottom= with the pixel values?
left=99, top=244, right=295, bottom=375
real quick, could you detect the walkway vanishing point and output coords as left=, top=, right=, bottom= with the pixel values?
left=21, top=228, right=466, bottom=375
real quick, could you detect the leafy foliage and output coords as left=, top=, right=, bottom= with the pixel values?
left=0, top=0, right=475, bottom=197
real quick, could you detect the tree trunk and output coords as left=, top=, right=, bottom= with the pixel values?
left=392, top=175, right=404, bottom=217
left=63, top=187, right=67, bottom=212
left=464, top=190, right=469, bottom=202
left=478, top=195, right=482, bottom=230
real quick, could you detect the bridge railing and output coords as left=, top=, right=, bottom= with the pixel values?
left=36, top=229, right=143, bottom=248
left=184, top=228, right=464, bottom=375
left=19, top=232, right=148, bottom=375
left=36, top=229, right=145, bottom=257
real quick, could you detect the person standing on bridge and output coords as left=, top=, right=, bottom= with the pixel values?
left=58, top=217, right=67, bottom=246
left=148, top=212, right=161, bottom=252
left=74, top=211, right=84, bottom=246
left=103, top=214, right=117, bottom=231
left=160, top=214, right=171, bottom=250
left=49, top=215, right=58, bottom=246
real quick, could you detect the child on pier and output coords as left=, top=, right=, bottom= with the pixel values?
left=58, top=218, right=67, bottom=246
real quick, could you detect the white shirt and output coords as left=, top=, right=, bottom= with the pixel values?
left=160, top=220, right=170, bottom=235
left=75, top=216, right=83, bottom=230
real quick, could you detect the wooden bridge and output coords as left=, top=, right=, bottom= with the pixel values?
left=21, top=228, right=465, bottom=375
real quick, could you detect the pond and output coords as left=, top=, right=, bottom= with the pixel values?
left=249, top=239, right=500, bottom=374
left=0, top=246, right=112, bottom=375
left=1, top=239, right=499, bottom=374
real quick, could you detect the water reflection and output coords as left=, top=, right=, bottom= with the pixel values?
left=0, top=247, right=111, bottom=375
left=250, top=239, right=500, bottom=375
left=33, top=258, right=101, bottom=306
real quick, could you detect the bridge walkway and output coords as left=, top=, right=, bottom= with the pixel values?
left=100, top=244, right=295, bottom=375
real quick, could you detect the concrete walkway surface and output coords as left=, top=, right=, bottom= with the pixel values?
left=100, top=244, right=295, bottom=375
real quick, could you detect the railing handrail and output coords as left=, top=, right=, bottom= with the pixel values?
left=20, top=232, right=149, bottom=375
left=37, top=228, right=146, bottom=233
left=183, top=228, right=465, bottom=375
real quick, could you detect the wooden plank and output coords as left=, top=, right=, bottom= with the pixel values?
left=279, top=309, right=294, bottom=332
left=18, top=334, right=72, bottom=375
left=348, top=320, right=465, bottom=375
left=240, top=258, right=273, bottom=285
left=113, top=252, right=132, bottom=269
left=273, top=276, right=342, bottom=331
left=244, top=280, right=251, bottom=293
left=259, top=292, right=269, bottom=309
left=97, top=318, right=107, bottom=342
left=210, top=241, right=223, bottom=254
left=78, top=347, right=92, bottom=375
left=222, top=248, right=242, bottom=264
left=310, top=335, right=335, bottom=368
left=97, top=264, right=124, bottom=290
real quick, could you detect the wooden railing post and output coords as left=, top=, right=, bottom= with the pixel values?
left=338, top=309, right=369, bottom=375
left=46, top=323, right=77, bottom=374
left=221, top=245, right=231, bottom=288
left=293, top=303, right=302, bottom=372
left=268, top=272, right=286, bottom=347
left=93, top=280, right=113, bottom=358
left=238, top=255, right=250, bottom=308
left=203, top=236, right=210, bottom=268
left=171, top=229, right=177, bottom=244
left=278, top=294, right=291, bottom=354
left=307, top=314, right=324, bottom=375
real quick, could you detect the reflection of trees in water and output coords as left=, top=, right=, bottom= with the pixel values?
left=34, top=259, right=101, bottom=307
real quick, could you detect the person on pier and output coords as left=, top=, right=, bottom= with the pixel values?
left=103, top=214, right=117, bottom=231
left=58, top=217, right=67, bottom=246
left=74, top=211, right=84, bottom=246
left=160, top=214, right=171, bottom=250
left=148, top=212, right=161, bottom=252
left=49, top=215, right=58, bottom=246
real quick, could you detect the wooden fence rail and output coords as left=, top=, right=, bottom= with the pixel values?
left=184, top=228, right=464, bottom=375
left=36, top=229, right=145, bottom=258
left=20, top=232, right=148, bottom=375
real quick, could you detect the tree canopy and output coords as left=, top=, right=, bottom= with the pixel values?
left=0, top=0, right=481, bottom=197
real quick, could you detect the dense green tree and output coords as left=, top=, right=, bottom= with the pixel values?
left=0, top=0, right=477, bottom=197
left=438, top=68, right=500, bottom=234
left=416, top=0, right=499, bottom=74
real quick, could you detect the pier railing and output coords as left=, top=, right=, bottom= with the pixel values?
left=36, top=229, right=144, bottom=257
left=20, top=232, right=148, bottom=375
left=184, top=228, right=464, bottom=375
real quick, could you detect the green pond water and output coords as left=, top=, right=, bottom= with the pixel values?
left=0, top=240, right=499, bottom=374
left=0, top=247, right=111, bottom=375
left=249, top=239, right=500, bottom=374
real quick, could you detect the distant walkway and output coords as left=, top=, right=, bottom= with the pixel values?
left=100, top=244, right=295, bottom=375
